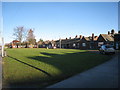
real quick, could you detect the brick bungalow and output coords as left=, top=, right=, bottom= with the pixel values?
left=42, top=40, right=50, bottom=48
left=39, top=40, right=56, bottom=49
left=55, top=38, right=70, bottom=48
left=48, top=40, right=56, bottom=49
left=56, top=35, right=82, bottom=49
left=97, top=30, right=117, bottom=48
left=97, top=34, right=114, bottom=47
left=67, top=35, right=82, bottom=49
left=9, top=29, right=118, bottom=50
left=114, top=31, right=120, bottom=50
left=79, top=33, right=98, bottom=50
left=56, top=38, right=69, bottom=48
left=10, top=40, right=20, bottom=48
left=37, top=41, right=44, bottom=48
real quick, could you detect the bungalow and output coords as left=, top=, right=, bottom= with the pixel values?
left=48, top=40, right=56, bottom=49
left=97, top=34, right=114, bottom=48
left=56, top=35, right=82, bottom=49
left=8, top=29, right=118, bottom=50
left=114, top=31, right=120, bottom=50
left=39, top=40, right=56, bottom=49
left=97, top=30, right=116, bottom=48
left=66, top=35, right=82, bottom=49
left=42, top=40, right=50, bottom=48
left=56, top=38, right=68, bottom=48
left=55, top=40, right=60, bottom=48
left=79, top=33, right=98, bottom=50
left=38, top=41, right=44, bottom=48
left=10, top=40, right=20, bottom=48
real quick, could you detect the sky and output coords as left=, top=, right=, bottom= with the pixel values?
left=2, top=2, right=118, bottom=43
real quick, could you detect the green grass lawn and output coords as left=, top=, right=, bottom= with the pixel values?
left=3, top=48, right=112, bottom=88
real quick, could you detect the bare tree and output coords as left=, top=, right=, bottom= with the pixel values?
left=13, top=26, right=26, bottom=42
left=27, top=29, right=36, bottom=45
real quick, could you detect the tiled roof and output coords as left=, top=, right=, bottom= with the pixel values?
left=83, top=36, right=93, bottom=41
left=63, top=38, right=81, bottom=44
left=44, top=41, right=50, bottom=44
left=12, top=40, right=20, bottom=42
left=83, top=36, right=98, bottom=41
left=100, top=34, right=114, bottom=41
left=55, top=38, right=81, bottom=44
left=94, top=36, right=98, bottom=41
left=84, top=37, right=91, bottom=41
left=38, top=41, right=44, bottom=45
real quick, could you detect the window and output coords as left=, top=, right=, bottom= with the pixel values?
left=116, top=43, right=118, bottom=49
left=73, top=43, right=76, bottom=47
left=98, top=42, right=104, bottom=46
left=90, top=45, right=92, bottom=49
left=82, top=43, right=86, bottom=47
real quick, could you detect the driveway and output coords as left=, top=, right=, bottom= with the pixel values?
left=47, top=53, right=118, bottom=88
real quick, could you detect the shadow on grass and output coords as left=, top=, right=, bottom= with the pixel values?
left=28, top=51, right=113, bottom=74
left=3, top=75, right=57, bottom=89
left=4, top=51, right=112, bottom=88
left=7, top=55, right=52, bottom=77
left=27, top=51, right=112, bottom=77
left=40, top=52, right=59, bottom=56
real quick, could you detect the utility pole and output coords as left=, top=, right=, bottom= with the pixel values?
left=0, top=1, right=4, bottom=57
left=1, top=37, right=4, bottom=57
left=59, top=38, right=61, bottom=49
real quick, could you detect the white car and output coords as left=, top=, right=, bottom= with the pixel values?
left=99, top=45, right=115, bottom=54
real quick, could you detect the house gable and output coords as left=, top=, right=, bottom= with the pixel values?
left=97, top=34, right=114, bottom=42
left=97, top=34, right=106, bottom=42
left=80, top=37, right=89, bottom=42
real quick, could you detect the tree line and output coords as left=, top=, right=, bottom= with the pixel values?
left=13, top=26, right=43, bottom=47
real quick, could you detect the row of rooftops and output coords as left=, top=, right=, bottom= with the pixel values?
left=47, top=29, right=119, bottom=44
left=10, top=29, right=119, bottom=45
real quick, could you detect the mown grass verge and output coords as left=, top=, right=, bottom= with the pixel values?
left=3, top=48, right=112, bottom=88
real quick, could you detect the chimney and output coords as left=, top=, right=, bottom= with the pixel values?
left=118, top=30, right=120, bottom=34
left=111, top=29, right=115, bottom=34
left=92, top=33, right=94, bottom=41
left=75, top=35, right=78, bottom=38
left=108, top=31, right=110, bottom=35
left=79, top=35, right=82, bottom=39
left=95, top=36, right=97, bottom=38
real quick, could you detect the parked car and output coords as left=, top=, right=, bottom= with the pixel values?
left=99, top=45, right=115, bottom=54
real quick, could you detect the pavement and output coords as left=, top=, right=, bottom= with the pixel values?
left=0, top=55, right=2, bottom=90
left=47, top=54, right=119, bottom=88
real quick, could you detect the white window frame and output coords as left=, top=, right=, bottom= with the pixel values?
left=82, top=43, right=86, bottom=47
left=98, top=42, right=104, bottom=46
left=73, top=43, right=76, bottom=47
